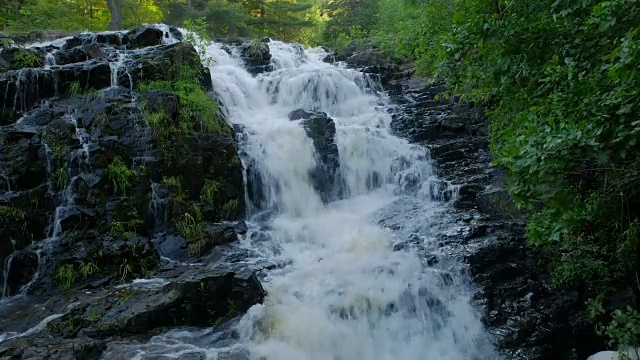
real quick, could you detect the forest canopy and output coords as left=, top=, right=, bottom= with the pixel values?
left=0, top=0, right=331, bottom=43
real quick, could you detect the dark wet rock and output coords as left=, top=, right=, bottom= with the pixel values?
left=126, top=26, right=164, bottom=49
left=0, top=124, right=49, bottom=190
left=288, top=109, right=341, bottom=201
left=385, top=72, right=600, bottom=359
left=124, top=42, right=213, bottom=91
left=62, top=32, right=127, bottom=50
left=3, top=249, right=39, bottom=297
left=53, top=46, right=88, bottom=65
left=240, top=41, right=272, bottom=75
left=0, top=267, right=264, bottom=357
left=0, top=60, right=112, bottom=112
left=345, top=49, right=385, bottom=68
left=476, top=188, right=520, bottom=218
left=52, top=44, right=108, bottom=66
left=0, top=335, right=106, bottom=359
left=153, top=234, right=189, bottom=262
left=57, top=268, right=263, bottom=336
left=0, top=30, right=70, bottom=47
left=205, top=221, right=243, bottom=246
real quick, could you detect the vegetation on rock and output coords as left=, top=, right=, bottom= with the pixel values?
left=107, top=156, right=136, bottom=196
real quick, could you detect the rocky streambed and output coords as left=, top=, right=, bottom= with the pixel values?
left=0, top=25, right=601, bottom=359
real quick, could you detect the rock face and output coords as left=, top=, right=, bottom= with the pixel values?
left=373, top=63, right=602, bottom=357
left=288, top=109, right=341, bottom=202
left=240, top=40, right=272, bottom=75
left=0, top=25, right=262, bottom=358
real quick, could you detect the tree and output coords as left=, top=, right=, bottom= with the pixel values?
left=107, top=0, right=122, bottom=30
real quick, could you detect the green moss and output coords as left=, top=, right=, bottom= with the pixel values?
left=107, top=156, right=136, bottom=196
left=246, top=40, right=268, bottom=61
left=0, top=206, right=26, bottom=221
left=162, top=176, right=181, bottom=187
left=138, top=80, right=172, bottom=93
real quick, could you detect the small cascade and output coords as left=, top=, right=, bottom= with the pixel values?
left=50, top=177, right=77, bottom=239
left=44, top=52, right=56, bottom=69
left=1, top=253, right=14, bottom=298
left=109, top=52, right=133, bottom=92
left=67, top=114, right=91, bottom=171
left=131, top=120, right=156, bottom=167
left=156, top=24, right=180, bottom=45
left=43, top=142, right=53, bottom=195
left=149, top=183, right=168, bottom=233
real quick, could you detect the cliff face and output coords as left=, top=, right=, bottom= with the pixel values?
left=0, top=25, right=264, bottom=357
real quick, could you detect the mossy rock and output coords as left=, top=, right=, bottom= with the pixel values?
left=0, top=47, right=45, bottom=71
left=45, top=268, right=265, bottom=339
left=127, top=42, right=212, bottom=91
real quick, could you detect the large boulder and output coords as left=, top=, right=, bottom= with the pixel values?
left=124, top=42, right=213, bottom=91
left=0, top=268, right=265, bottom=358
left=48, top=268, right=263, bottom=337
left=62, top=32, right=128, bottom=50
left=126, top=26, right=164, bottom=49
left=288, top=109, right=341, bottom=202
left=241, top=40, right=272, bottom=75
left=2, top=249, right=39, bottom=297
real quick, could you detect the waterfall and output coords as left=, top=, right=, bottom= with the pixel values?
left=103, top=39, right=499, bottom=359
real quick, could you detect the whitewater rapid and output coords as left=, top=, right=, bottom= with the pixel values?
left=103, top=38, right=499, bottom=360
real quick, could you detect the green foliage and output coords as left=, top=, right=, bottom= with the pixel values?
left=67, top=81, right=83, bottom=97
left=162, top=176, right=181, bottom=187
left=247, top=40, right=269, bottom=61
left=79, top=261, right=100, bottom=279
left=52, top=167, right=68, bottom=190
left=0, top=206, right=26, bottom=221
left=595, top=306, right=640, bottom=358
left=10, top=48, right=42, bottom=69
left=176, top=210, right=205, bottom=243
left=200, top=179, right=219, bottom=206
left=321, top=0, right=379, bottom=49
left=2, top=0, right=161, bottom=33
left=119, top=259, right=134, bottom=282
left=183, top=17, right=213, bottom=66
left=221, top=199, right=238, bottom=218
left=108, top=219, right=142, bottom=238
left=139, top=66, right=223, bottom=136
left=107, top=156, right=136, bottom=196
left=55, top=263, right=75, bottom=290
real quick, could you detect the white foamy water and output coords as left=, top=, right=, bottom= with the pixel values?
left=102, top=38, right=499, bottom=359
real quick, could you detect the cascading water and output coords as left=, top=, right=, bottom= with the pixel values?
left=102, top=39, right=500, bottom=359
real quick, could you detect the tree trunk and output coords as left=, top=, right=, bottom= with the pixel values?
left=107, top=0, right=122, bottom=30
